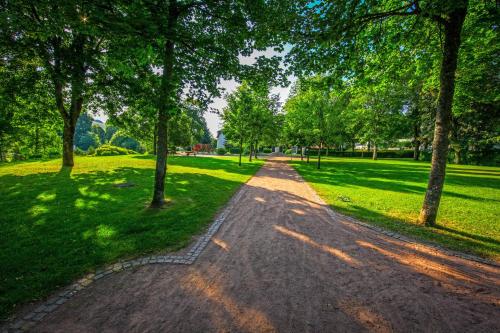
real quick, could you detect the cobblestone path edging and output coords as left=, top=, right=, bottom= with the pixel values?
left=5, top=161, right=498, bottom=332
left=5, top=187, right=247, bottom=333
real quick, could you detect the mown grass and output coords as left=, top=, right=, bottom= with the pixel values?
left=0, top=155, right=264, bottom=320
left=290, top=157, right=500, bottom=260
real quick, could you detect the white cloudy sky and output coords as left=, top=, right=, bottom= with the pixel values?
left=205, top=48, right=294, bottom=136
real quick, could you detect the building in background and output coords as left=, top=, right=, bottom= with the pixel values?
left=216, top=131, right=226, bottom=149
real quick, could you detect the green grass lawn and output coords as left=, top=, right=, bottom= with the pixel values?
left=290, top=157, right=500, bottom=260
left=0, top=155, right=263, bottom=320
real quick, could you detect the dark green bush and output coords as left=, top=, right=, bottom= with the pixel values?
left=263, top=148, right=272, bottom=154
left=229, top=147, right=240, bottom=154
left=216, top=147, right=226, bottom=155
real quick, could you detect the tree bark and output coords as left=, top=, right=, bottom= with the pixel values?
left=249, top=142, right=253, bottom=162
left=372, top=142, right=377, bottom=160
left=419, top=4, right=467, bottom=226
left=306, top=147, right=310, bottom=163
left=153, top=123, right=158, bottom=155
left=300, top=146, right=304, bottom=161
left=238, top=138, right=243, bottom=166
left=317, top=142, right=322, bottom=169
left=413, top=123, right=421, bottom=161
left=151, top=2, right=178, bottom=208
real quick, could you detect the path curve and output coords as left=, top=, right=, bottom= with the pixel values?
left=32, top=159, right=500, bottom=332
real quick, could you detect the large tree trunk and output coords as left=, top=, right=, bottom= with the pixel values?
left=62, top=120, right=76, bottom=166
left=151, top=3, right=177, bottom=208
left=419, top=5, right=467, bottom=226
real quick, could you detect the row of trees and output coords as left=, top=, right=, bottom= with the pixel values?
left=222, top=0, right=498, bottom=227
left=1, top=0, right=285, bottom=207
left=221, top=82, right=281, bottom=165
left=2, top=0, right=498, bottom=225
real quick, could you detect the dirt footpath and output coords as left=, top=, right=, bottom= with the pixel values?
left=34, top=159, right=500, bottom=333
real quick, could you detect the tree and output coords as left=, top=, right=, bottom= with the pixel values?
left=222, top=83, right=254, bottom=166
left=1, top=1, right=122, bottom=166
left=111, top=0, right=283, bottom=208
left=285, top=0, right=469, bottom=226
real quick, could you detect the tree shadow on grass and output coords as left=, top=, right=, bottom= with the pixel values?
left=328, top=203, right=500, bottom=259
left=291, top=159, right=500, bottom=201
left=131, top=154, right=262, bottom=176
left=0, top=165, right=247, bottom=320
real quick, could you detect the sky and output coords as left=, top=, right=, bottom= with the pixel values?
left=205, top=48, right=294, bottom=137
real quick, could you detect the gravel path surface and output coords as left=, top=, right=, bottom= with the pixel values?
left=33, top=159, right=500, bottom=333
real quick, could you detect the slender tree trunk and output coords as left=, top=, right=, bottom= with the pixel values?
left=419, top=4, right=467, bottom=226
left=300, top=146, right=304, bottom=161
left=238, top=138, right=243, bottom=166
left=317, top=142, right=322, bottom=169
left=352, top=141, right=355, bottom=152
left=454, top=149, right=462, bottom=164
left=254, top=142, right=258, bottom=159
left=367, top=141, right=371, bottom=152
left=413, top=123, right=421, bottom=161
left=151, top=3, right=177, bottom=208
left=249, top=142, right=253, bottom=162
left=34, top=126, right=40, bottom=155
left=153, top=123, right=158, bottom=155
left=306, top=147, right=310, bottom=163
left=326, top=145, right=329, bottom=157
left=372, top=142, right=377, bottom=160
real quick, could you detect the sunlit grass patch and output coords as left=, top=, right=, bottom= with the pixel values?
left=0, top=155, right=263, bottom=319
left=290, top=157, right=500, bottom=260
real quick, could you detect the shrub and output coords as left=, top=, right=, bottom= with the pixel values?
left=109, top=131, right=146, bottom=153
left=74, top=148, right=86, bottom=156
left=95, top=144, right=136, bottom=156
left=263, top=148, right=272, bottom=154
left=285, top=149, right=292, bottom=155
left=216, top=147, right=226, bottom=155
left=229, top=147, right=240, bottom=154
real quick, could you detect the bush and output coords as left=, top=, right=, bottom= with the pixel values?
left=74, top=148, right=86, bottom=156
left=285, top=149, right=292, bottom=155
left=263, top=148, right=272, bottom=154
left=109, top=131, right=146, bottom=153
left=307, top=149, right=415, bottom=158
left=229, top=147, right=240, bottom=154
left=95, top=144, right=136, bottom=156
left=216, top=147, right=226, bottom=155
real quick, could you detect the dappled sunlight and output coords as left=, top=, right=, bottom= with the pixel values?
left=212, top=238, right=229, bottom=251
left=336, top=299, right=393, bottom=333
left=254, top=196, right=266, bottom=203
left=356, top=240, right=481, bottom=285
left=28, top=204, right=49, bottom=218
left=36, top=192, right=56, bottom=202
left=274, top=225, right=361, bottom=267
left=291, top=208, right=305, bottom=215
left=181, top=271, right=276, bottom=333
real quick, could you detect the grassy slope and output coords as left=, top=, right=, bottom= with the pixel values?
left=290, top=157, right=500, bottom=260
left=0, top=155, right=263, bottom=320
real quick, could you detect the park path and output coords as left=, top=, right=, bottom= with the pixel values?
left=34, top=159, right=499, bottom=333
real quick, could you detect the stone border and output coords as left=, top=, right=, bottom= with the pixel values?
left=4, top=185, right=247, bottom=333
left=294, top=168, right=499, bottom=268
